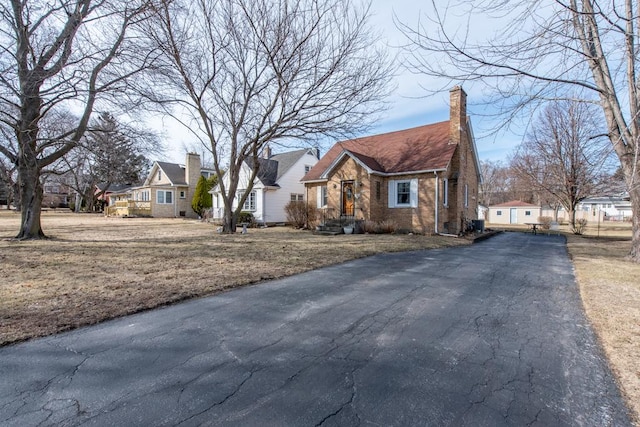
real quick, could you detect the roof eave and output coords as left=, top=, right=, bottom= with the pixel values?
left=319, top=150, right=376, bottom=180
left=371, top=168, right=448, bottom=177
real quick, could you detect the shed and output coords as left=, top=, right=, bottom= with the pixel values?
left=488, top=200, right=541, bottom=225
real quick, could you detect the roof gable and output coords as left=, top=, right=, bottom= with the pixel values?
left=156, top=161, right=188, bottom=185
left=247, top=149, right=313, bottom=186
left=302, top=121, right=456, bottom=181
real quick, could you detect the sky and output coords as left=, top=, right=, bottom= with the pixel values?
left=159, top=0, right=520, bottom=165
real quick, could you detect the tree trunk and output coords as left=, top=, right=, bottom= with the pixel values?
left=568, top=208, right=577, bottom=233
left=628, top=185, right=640, bottom=262
left=222, top=203, right=236, bottom=233
left=16, top=164, right=45, bottom=239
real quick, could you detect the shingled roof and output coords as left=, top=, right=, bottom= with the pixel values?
left=248, top=149, right=313, bottom=187
left=301, top=121, right=457, bottom=181
left=491, top=200, right=539, bottom=208
left=156, top=161, right=188, bottom=186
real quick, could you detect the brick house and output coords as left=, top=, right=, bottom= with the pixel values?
left=106, top=153, right=215, bottom=218
left=302, top=86, right=480, bottom=235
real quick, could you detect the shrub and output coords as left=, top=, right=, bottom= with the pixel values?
left=237, top=211, right=254, bottom=225
left=573, top=218, right=588, bottom=235
left=377, top=219, right=398, bottom=234
left=361, top=220, right=377, bottom=234
left=192, top=175, right=213, bottom=217
left=538, top=216, right=553, bottom=230
left=284, top=201, right=315, bottom=228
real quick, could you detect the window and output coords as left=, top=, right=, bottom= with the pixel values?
left=304, top=165, right=312, bottom=174
left=497, top=210, right=502, bottom=216
left=388, top=179, right=418, bottom=208
left=525, top=210, right=531, bottom=216
left=317, top=186, right=328, bottom=208
left=290, top=193, right=304, bottom=202
left=442, top=178, right=448, bottom=207
left=136, top=190, right=150, bottom=201
left=239, top=190, right=256, bottom=211
left=157, top=170, right=162, bottom=181
left=157, top=190, right=173, bottom=204
left=464, top=184, right=468, bottom=207
left=397, top=181, right=411, bottom=205
left=375, top=181, right=381, bottom=201
left=179, top=190, right=186, bottom=199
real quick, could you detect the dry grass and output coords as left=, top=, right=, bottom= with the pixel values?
left=0, top=211, right=468, bottom=347
left=566, top=233, right=640, bottom=425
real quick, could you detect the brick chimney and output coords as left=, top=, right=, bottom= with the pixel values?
left=185, top=152, right=201, bottom=187
left=449, top=86, right=467, bottom=145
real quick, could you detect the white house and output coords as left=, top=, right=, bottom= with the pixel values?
left=577, top=193, right=632, bottom=221
left=210, top=147, right=319, bottom=224
left=488, top=200, right=541, bottom=225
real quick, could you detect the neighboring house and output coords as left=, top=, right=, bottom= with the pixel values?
left=301, top=86, right=480, bottom=235
left=488, top=200, right=541, bottom=225
left=95, top=183, right=137, bottom=209
left=577, top=193, right=633, bottom=221
left=106, top=153, right=215, bottom=218
left=42, top=180, right=70, bottom=209
left=209, top=148, right=320, bottom=224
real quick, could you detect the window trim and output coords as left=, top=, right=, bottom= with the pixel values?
left=464, top=184, right=468, bottom=208
left=317, top=186, right=328, bottom=208
left=396, top=181, right=411, bottom=206
left=442, top=178, right=448, bottom=207
left=239, top=190, right=257, bottom=212
left=388, top=179, right=418, bottom=208
left=179, top=190, right=186, bottom=199
left=156, top=190, right=173, bottom=205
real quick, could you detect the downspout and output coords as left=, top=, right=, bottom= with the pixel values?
left=174, top=186, right=177, bottom=218
left=262, top=188, right=266, bottom=226
left=434, top=171, right=439, bottom=234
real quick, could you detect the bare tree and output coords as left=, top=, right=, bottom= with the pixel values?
left=511, top=100, right=613, bottom=231
left=399, top=0, right=640, bottom=261
left=61, top=112, right=155, bottom=211
left=0, top=0, right=156, bottom=239
left=142, top=0, right=393, bottom=232
left=479, top=159, right=503, bottom=207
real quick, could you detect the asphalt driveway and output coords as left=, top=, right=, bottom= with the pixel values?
left=0, top=232, right=632, bottom=426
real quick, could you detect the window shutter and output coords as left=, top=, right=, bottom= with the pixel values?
left=317, top=186, right=322, bottom=208
left=410, top=179, right=418, bottom=208
left=388, top=181, right=395, bottom=207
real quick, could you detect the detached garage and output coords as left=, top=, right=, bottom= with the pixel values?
left=488, top=200, right=541, bottom=225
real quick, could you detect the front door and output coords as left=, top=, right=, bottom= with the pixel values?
left=510, top=208, right=517, bottom=224
left=342, top=181, right=354, bottom=216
